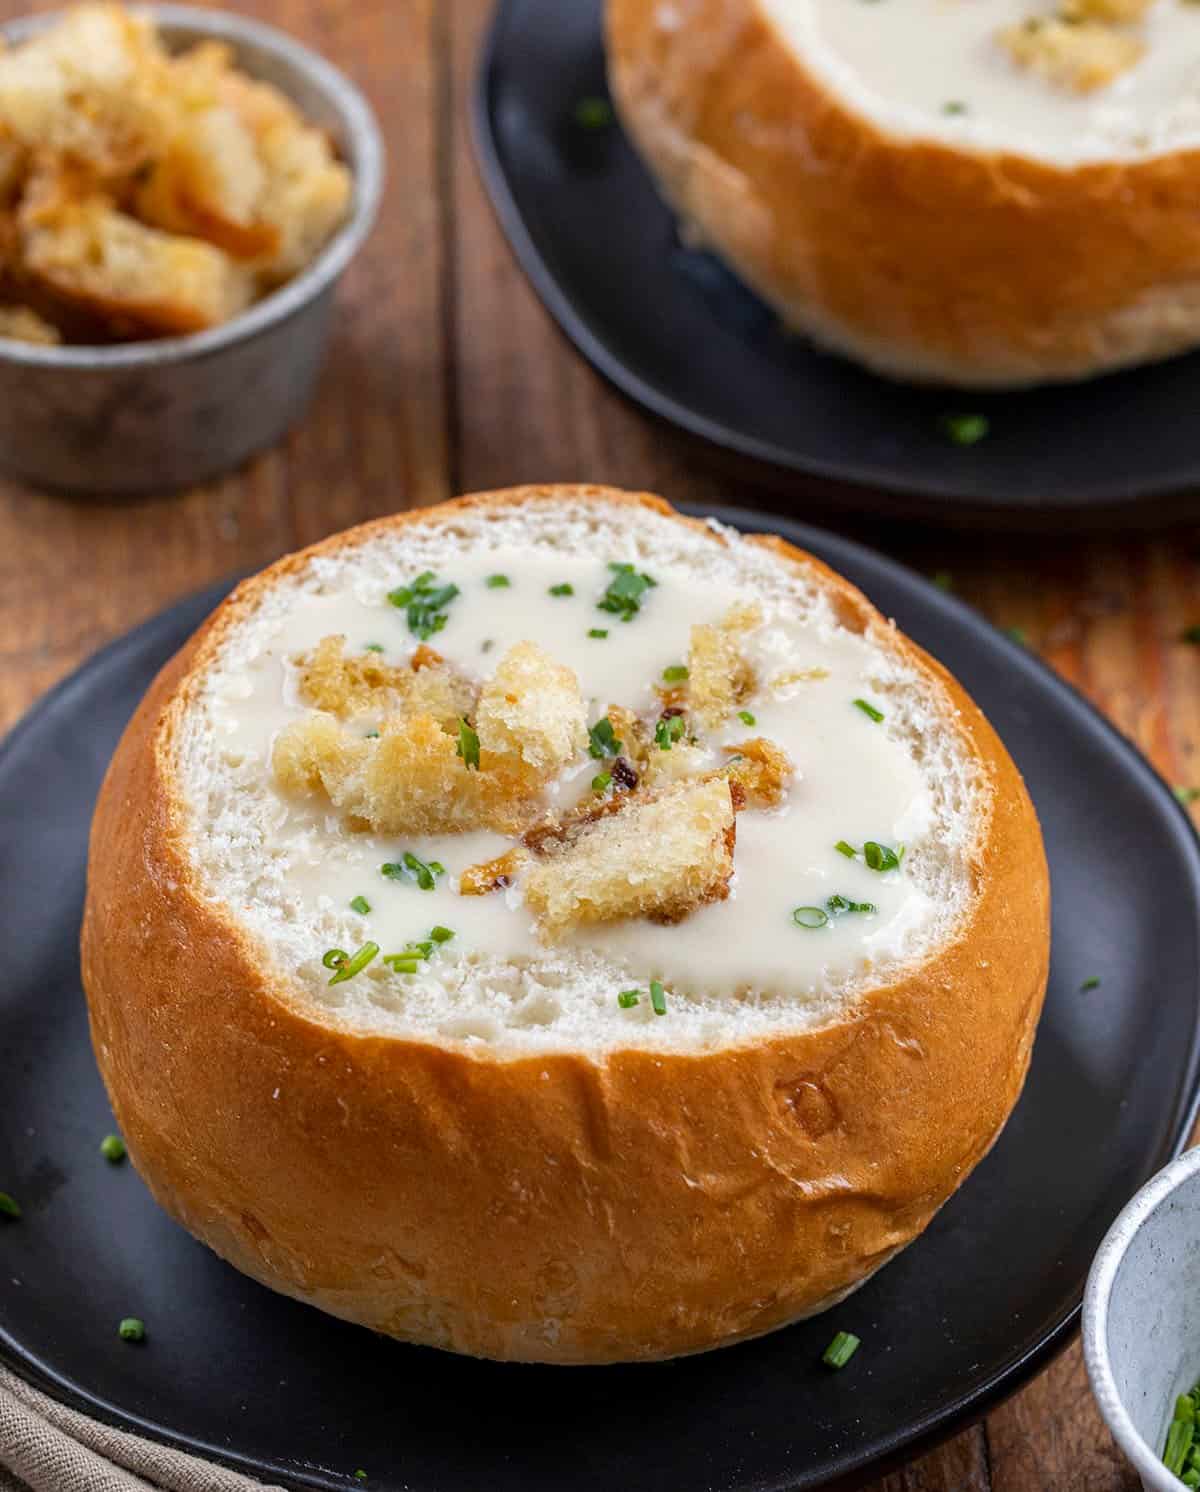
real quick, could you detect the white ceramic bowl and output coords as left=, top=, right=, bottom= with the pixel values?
left=1084, top=1146, right=1200, bottom=1491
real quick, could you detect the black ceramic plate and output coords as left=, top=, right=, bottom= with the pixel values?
left=473, top=0, right=1200, bottom=518
left=3, top=509, right=1200, bottom=1492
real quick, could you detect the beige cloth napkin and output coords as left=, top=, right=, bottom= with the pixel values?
left=0, top=1367, right=285, bottom=1492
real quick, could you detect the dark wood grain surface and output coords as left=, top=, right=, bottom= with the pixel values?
left=1, top=1, right=1197, bottom=1486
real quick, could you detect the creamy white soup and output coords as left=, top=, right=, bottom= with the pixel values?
left=754, top=0, right=1200, bottom=161
left=201, top=544, right=941, bottom=1016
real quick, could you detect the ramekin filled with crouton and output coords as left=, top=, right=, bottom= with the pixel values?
left=0, top=4, right=382, bottom=494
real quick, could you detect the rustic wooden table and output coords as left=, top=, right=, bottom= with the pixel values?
left=1, top=0, right=1198, bottom=1487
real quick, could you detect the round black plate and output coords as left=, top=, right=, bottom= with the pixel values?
left=3, top=509, right=1200, bottom=1492
left=473, top=0, right=1200, bottom=518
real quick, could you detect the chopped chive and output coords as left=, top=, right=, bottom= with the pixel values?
left=737, top=710, right=757, bottom=726
left=617, top=989, right=640, bottom=1009
left=588, top=717, right=622, bottom=759
left=485, top=574, right=511, bottom=589
left=574, top=96, right=614, bottom=129
left=329, top=942, right=379, bottom=985
left=1167, top=1410, right=1197, bottom=1474
left=940, top=413, right=989, bottom=446
left=588, top=628, right=609, bottom=639
left=863, top=841, right=901, bottom=872
left=1176, top=786, right=1200, bottom=804
left=549, top=582, right=574, bottom=597
left=363, top=643, right=384, bottom=653
left=834, top=840, right=857, bottom=859
left=355, top=1475, right=369, bottom=1485
left=1182, top=625, right=1200, bottom=645
left=456, top=719, right=481, bottom=771
left=943, top=99, right=968, bottom=115
left=100, top=1134, right=126, bottom=1163
left=481, top=639, right=494, bottom=653
left=350, top=895, right=371, bottom=916
left=662, top=664, right=689, bottom=683
left=598, top=562, right=657, bottom=622
left=364, top=730, right=380, bottom=739
left=1080, top=976, right=1101, bottom=992
left=826, top=894, right=876, bottom=916
left=822, top=1331, right=860, bottom=1369
left=932, top=571, right=955, bottom=593
left=118, top=1318, right=146, bottom=1343
left=387, top=572, right=460, bottom=640
left=592, top=772, right=613, bottom=794
left=1006, top=626, right=1029, bottom=646
left=430, top=925, right=455, bottom=943
left=322, top=947, right=349, bottom=970
left=853, top=698, right=884, bottom=723
left=793, top=906, right=829, bottom=929
left=0, top=1192, right=21, bottom=1220
left=650, top=980, right=667, bottom=1016
left=654, top=715, right=686, bottom=750
left=383, top=956, right=421, bottom=975
left=380, top=852, right=446, bottom=891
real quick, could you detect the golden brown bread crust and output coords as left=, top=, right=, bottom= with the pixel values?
left=606, top=0, right=1200, bottom=387
left=81, top=485, right=1050, bottom=1363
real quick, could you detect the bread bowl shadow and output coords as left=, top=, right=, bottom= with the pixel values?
left=0, top=5, right=383, bottom=499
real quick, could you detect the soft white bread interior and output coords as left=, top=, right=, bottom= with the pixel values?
left=606, top=0, right=1200, bottom=387
left=82, top=486, right=1050, bottom=1363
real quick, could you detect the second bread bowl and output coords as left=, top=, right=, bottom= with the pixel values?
left=607, top=0, right=1200, bottom=387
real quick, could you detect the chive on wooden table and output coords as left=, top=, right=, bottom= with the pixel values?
left=0, top=1, right=1197, bottom=1488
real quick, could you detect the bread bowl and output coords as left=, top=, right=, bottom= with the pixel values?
left=81, top=485, right=1050, bottom=1364
left=606, top=0, right=1200, bottom=387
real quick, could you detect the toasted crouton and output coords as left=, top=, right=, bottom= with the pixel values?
left=522, top=777, right=737, bottom=940
left=1060, top=0, right=1153, bottom=21
left=0, top=6, right=169, bottom=175
left=603, top=705, right=650, bottom=774
left=296, top=636, right=475, bottom=731
left=0, top=303, right=60, bottom=344
left=459, top=847, right=528, bottom=896
left=19, top=165, right=252, bottom=335
left=475, top=642, right=587, bottom=780
left=134, top=40, right=276, bottom=259
left=688, top=603, right=762, bottom=727
left=999, top=16, right=1145, bottom=92
left=0, top=129, right=25, bottom=203
left=253, top=117, right=351, bottom=282
left=272, top=711, right=543, bottom=837
left=644, top=742, right=709, bottom=787
left=724, top=737, right=794, bottom=808
left=272, top=710, right=368, bottom=799
left=360, top=714, right=538, bottom=835
left=187, top=62, right=350, bottom=281
left=135, top=103, right=278, bottom=260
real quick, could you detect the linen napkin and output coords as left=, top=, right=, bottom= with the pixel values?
left=0, top=1366, right=284, bottom=1492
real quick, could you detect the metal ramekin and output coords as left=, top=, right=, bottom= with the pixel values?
left=0, top=4, right=383, bottom=496
left=1084, top=1146, right=1200, bottom=1491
